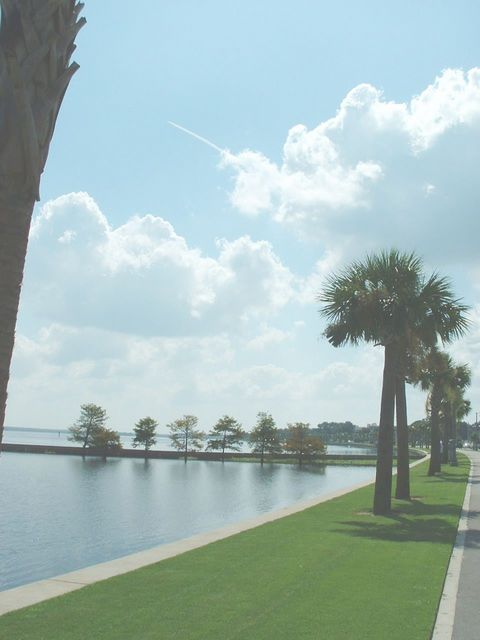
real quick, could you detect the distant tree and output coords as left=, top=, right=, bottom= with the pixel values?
left=250, top=412, right=282, bottom=465
left=315, top=421, right=357, bottom=444
left=284, top=422, right=326, bottom=465
left=168, top=415, right=204, bottom=462
left=92, top=427, right=122, bottom=461
left=409, top=419, right=430, bottom=448
left=472, top=432, right=479, bottom=451
left=206, top=415, right=244, bottom=462
left=69, top=404, right=107, bottom=448
left=355, top=425, right=379, bottom=445
left=132, top=417, right=158, bottom=456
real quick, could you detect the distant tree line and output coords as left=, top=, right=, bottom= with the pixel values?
left=68, top=405, right=326, bottom=464
left=68, top=402, right=480, bottom=466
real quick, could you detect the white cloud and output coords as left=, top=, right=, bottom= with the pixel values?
left=297, top=249, right=343, bottom=304
left=23, top=193, right=295, bottom=336
left=9, top=323, right=392, bottom=430
left=246, top=324, right=293, bottom=351
left=9, top=69, right=480, bottom=433
left=222, top=68, right=480, bottom=262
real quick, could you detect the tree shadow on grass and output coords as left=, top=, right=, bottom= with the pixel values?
left=431, top=474, right=472, bottom=484
left=333, top=501, right=464, bottom=544
left=397, top=501, right=462, bottom=518
left=335, top=515, right=458, bottom=544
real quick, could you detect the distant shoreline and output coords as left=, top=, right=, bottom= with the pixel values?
left=1, top=442, right=424, bottom=464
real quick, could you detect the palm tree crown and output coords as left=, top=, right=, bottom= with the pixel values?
left=320, top=250, right=469, bottom=349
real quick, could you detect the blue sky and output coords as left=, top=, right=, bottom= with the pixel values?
left=7, top=1, right=480, bottom=431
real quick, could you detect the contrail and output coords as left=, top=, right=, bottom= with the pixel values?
left=168, top=121, right=225, bottom=154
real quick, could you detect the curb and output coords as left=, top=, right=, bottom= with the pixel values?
left=431, top=452, right=474, bottom=640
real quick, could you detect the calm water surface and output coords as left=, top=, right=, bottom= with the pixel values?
left=4, top=427, right=376, bottom=455
left=0, top=450, right=374, bottom=591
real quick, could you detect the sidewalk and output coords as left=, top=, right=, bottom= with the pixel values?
left=452, top=450, right=480, bottom=639
left=434, top=450, right=480, bottom=640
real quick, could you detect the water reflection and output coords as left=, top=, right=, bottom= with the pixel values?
left=0, top=453, right=374, bottom=591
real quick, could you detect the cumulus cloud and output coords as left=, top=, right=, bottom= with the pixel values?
left=222, top=68, right=480, bottom=262
left=246, top=324, right=293, bottom=351
left=9, top=69, right=479, bottom=432
left=23, top=193, right=295, bottom=336
left=8, top=323, right=393, bottom=430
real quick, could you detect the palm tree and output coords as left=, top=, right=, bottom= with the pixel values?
left=0, top=1, right=85, bottom=447
left=449, top=394, right=471, bottom=465
left=414, top=350, right=469, bottom=475
left=439, top=364, right=471, bottom=465
left=320, top=250, right=468, bottom=514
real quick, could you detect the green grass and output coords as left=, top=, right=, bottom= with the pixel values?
left=0, top=456, right=469, bottom=640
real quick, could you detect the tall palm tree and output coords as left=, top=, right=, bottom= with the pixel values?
left=0, top=1, right=85, bottom=447
left=439, top=364, right=471, bottom=465
left=450, top=396, right=471, bottom=465
left=320, top=250, right=468, bottom=514
left=414, top=350, right=467, bottom=475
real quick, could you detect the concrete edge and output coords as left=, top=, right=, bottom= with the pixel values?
left=431, top=452, right=474, bottom=640
left=0, top=454, right=428, bottom=617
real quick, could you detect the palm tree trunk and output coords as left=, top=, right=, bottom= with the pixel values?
left=395, top=376, right=410, bottom=500
left=441, top=405, right=450, bottom=464
left=373, top=343, right=397, bottom=515
left=450, top=404, right=458, bottom=466
left=428, top=388, right=441, bottom=475
left=0, top=2, right=84, bottom=448
left=0, top=201, right=34, bottom=447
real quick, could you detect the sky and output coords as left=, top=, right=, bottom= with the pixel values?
left=6, top=1, right=480, bottom=433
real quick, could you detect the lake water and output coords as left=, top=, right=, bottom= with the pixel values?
left=0, top=448, right=375, bottom=592
left=3, top=427, right=377, bottom=456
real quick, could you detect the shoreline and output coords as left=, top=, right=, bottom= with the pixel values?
left=1, top=442, right=425, bottom=463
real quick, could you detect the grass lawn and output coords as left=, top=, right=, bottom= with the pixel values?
left=0, top=456, right=469, bottom=640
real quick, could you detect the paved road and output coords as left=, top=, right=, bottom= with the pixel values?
left=452, top=450, right=480, bottom=640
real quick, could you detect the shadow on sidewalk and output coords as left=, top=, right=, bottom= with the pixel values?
left=464, top=529, right=480, bottom=549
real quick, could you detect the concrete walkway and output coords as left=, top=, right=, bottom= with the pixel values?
left=452, top=450, right=480, bottom=640
left=433, top=450, right=480, bottom=640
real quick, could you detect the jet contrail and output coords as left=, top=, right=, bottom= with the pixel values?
left=168, top=121, right=225, bottom=154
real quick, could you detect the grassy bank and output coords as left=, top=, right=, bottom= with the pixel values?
left=0, top=456, right=469, bottom=640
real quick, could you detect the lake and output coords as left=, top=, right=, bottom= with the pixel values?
left=3, top=427, right=377, bottom=455
left=0, top=448, right=375, bottom=592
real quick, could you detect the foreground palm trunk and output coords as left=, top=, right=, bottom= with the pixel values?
left=0, top=202, right=32, bottom=444
left=0, top=1, right=85, bottom=447
left=373, top=343, right=397, bottom=515
left=395, top=377, right=410, bottom=500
